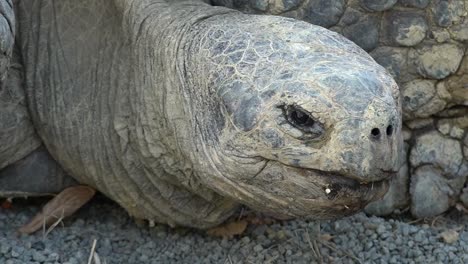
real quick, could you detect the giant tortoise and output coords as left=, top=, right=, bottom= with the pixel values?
left=0, top=0, right=401, bottom=229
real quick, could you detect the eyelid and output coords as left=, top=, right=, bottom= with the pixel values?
left=278, top=104, right=325, bottom=140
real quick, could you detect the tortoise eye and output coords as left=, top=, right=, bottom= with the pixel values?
left=289, top=109, right=315, bottom=127
left=280, top=105, right=325, bottom=139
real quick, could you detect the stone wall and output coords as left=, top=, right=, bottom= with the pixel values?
left=212, top=0, right=468, bottom=218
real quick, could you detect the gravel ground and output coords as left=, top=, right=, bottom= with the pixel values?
left=1, top=196, right=468, bottom=264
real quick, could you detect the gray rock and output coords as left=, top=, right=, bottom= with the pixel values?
left=303, top=0, right=345, bottom=28
left=464, top=134, right=468, bottom=160
left=268, top=0, right=303, bottom=14
left=410, top=43, right=464, bottom=79
left=339, top=7, right=362, bottom=26
left=253, top=244, right=263, bottom=252
left=382, top=11, right=427, bottom=47
left=0, top=243, right=10, bottom=255
left=398, top=0, right=429, bottom=8
left=461, top=187, right=468, bottom=207
left=436, top=117, right=467, bottom=139
left=370, top=46, right=411, bottom=82
left=414, top=230, right=426, bottom=243
left=430, top=0, right=465, bottom=27
left=233, top=0, right=249, bottom=8
left=212, top=0, right=234, bottom=8
left=430, top=29, right=451, bottom=43
left=32, top=251, right=46, bottom=262
left=10, top=249, right=20, bottom=258
left=281, top=0, right=302, bottom=11
left=402, top=127, right=412, bottom=141
left=410, top=130, right=464, bottom=177
left=360, top=0, right=397, bottom=11
left=343, top=16, right=380, bottom=51
left=410, top=166, right=451, bottom=218
left=401, top=79, right=446, bottom=119
left=443, top=55, right=468, bottom=105
left=251, top=0, right=268, bottom=11
left=450, top=21, right=468, bottom=42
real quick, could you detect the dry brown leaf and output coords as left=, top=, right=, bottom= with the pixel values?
left=206, top=220, right=248, bottom=239
left=18, top=185, right=96, bottom=234
left=440, top=229, right=459, bottom=244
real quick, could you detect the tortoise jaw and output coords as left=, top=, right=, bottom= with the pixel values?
left=265, top=177, right=391, bottom=220
left=244, top=161, right=393, bottom=219
left=282, top=170, right=392, bottom=219
left=292, top=167, right=392, bottom=214
left=308, top=177, right=391, bottom=220
left=315, top=171, right=391, bottom=209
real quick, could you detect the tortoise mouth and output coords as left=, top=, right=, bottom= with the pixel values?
left=310, top=168, right=394, bottom=194
left=248, top=161, right=394, bottom=220
left=289, top=165, right=392, bottom=207
left=311, top=168, right=392, bottom=204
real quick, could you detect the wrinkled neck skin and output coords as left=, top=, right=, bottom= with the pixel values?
left=117, top=1, right=291, bottom=226
left=113, top=1, right=243, bottom=227
left=118, top=2, right=297, bottom=224
left=17, top=0, right=241, bottom=228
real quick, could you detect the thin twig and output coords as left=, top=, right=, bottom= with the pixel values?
left=406, top=218, right=423, bottom=225
left=87, top=239, right=98, bottom=264
left=313, top=240, right=322, bottom=264
left=431, top=215, right=443, bottom=228
left=237, top=207, right=245, bottom=221
left=315, top=223, right=323, bottom=263
left=44, top=215, right=65, bottom=239
left=93, top=251, right=102, bottom=264
left=42, top=209, right=65, bottom=239
left=305, top=229, right=322, bottom=264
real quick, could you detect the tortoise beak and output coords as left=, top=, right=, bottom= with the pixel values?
left=238, top=161, right=392, bottom=220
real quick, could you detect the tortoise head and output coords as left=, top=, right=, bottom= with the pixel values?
left=186, top=15, right=402, bottom=219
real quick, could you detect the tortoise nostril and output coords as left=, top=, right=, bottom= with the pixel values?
left=371, top=128, right=380, bottom=137
left=386, top=125, right=393, bottom=136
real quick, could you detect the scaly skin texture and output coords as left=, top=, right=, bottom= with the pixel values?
left=217, top=0, right=468, bottom=219
left=0, top=0, right=41, bottom=169
left=187, top=15, right=401, bottom=218
left=1, top=0, right=401, bottom=228
left=0, top=0, right=13, bottom=81
left=0, top=0, right=71, bottom=197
